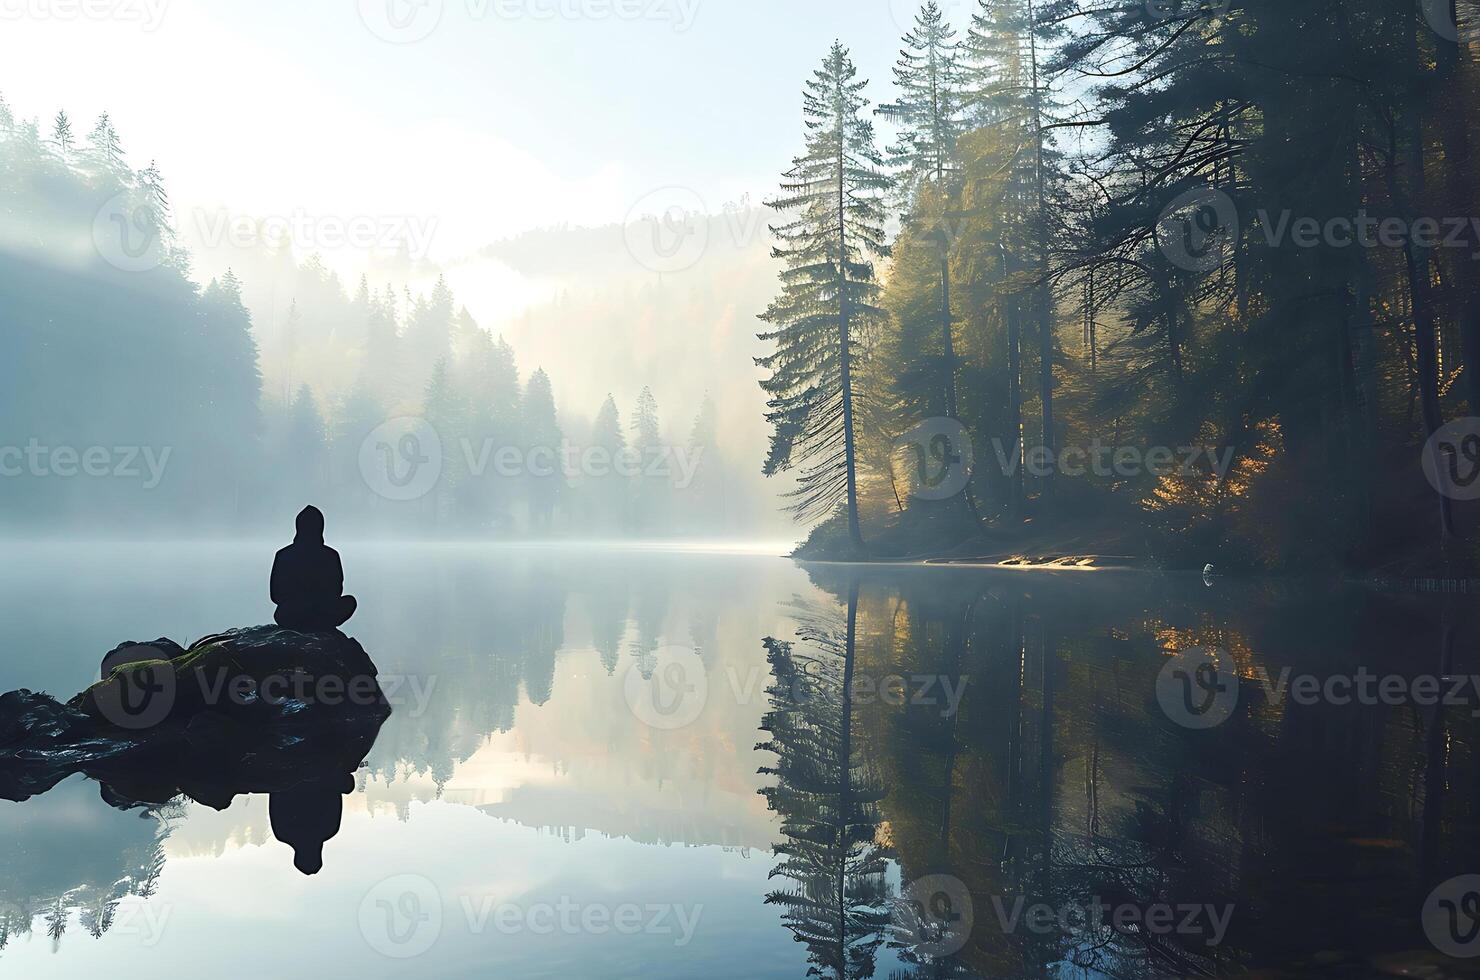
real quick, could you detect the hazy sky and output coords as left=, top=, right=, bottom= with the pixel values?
left=0, top=0, right=976, bottom=271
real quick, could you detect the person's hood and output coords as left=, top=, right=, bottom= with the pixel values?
left=294, top=506, right=325, bottom=543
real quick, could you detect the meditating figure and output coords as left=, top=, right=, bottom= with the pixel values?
left=271, top=506, right=357, bottom=631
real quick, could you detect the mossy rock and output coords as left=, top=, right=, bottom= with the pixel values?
left=69, top=626, right=385, bottom=730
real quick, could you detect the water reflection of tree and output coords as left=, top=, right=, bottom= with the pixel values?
left=0, top=792, right=182, bottom=953
left=802, top=569, right=1480, bottom=975
left=758, top=580, right=893, bottom=979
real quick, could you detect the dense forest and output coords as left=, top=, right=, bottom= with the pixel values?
left=0, top=101, right=731, bottom=538
left=756, top=0, right=1480, bottom=572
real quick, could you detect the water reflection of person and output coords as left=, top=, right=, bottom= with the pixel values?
left=269, top=772, right=356, bottom=875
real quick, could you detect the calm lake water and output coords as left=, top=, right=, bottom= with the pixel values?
left=3, top=543, right=1480, bottom=978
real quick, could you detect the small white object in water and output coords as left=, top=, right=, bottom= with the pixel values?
left=1203, top=564, right=1216, bottom=587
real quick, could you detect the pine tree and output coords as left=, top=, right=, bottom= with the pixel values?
left=758, top=43, right=893, bottom=553
left=50, top=110, right=73, bottom=159
left=880, top=1, right=982, bottom=525
left=521, top=368, right=562, bottom=531
left=424, top=357, right=465, bottom=525
left=84, top=112, right=126, bottom=183
left=137, top=160, right=183, bottom=270
left=684, top=394, right=725, bottom=530
left=591, top=393, right=628, bottom=532
left=880, top=1, right=965, bottom=202
left=630, top=386, right=664, bottom=533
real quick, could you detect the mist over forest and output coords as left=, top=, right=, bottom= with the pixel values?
left=0, top=101, right=791, bottom=539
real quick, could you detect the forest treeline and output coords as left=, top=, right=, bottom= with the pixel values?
left=0, top=101, right=728, bottom=537
left=756, top=0, right=1480, bottom=571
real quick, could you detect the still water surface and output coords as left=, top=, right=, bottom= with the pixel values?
left=1, top=543, right=1478, bottom=977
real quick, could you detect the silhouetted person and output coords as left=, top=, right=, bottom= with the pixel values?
left=269, top=772, right=356, bottom=875
left=271, top=506, right=357, bottom=631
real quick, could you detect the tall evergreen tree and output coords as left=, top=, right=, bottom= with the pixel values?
left=521, top=368, right=562, bottom=531
left=49, top=110, right=73, bottom=159
left=758, top=43, right=893, bottom=553
left=630, top=386, right=664, bottom=533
